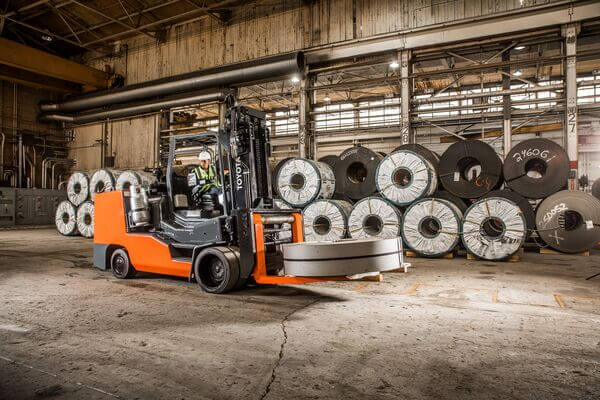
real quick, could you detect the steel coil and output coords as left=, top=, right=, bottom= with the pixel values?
left=401, top=198, right=462, bottom=257
left=439, top=140, right=502, bottom=199
left=348, top=197, right=402, bottom=239
left=433, top=190, right=468, bottom=214
left=275, top=158, right=335, bottom=207
left=393, top=143, right=439, bottom=170
left=317, top=155, right=340, bottom=171
left=271, top=157, right=292, bottom=196
left=55, top=200, right=78, bottom=236
left=76, top=201, right=94, bottom=238
left=375, top=150, right=437, bottom=206
left=282, top=237, right=403, bottom=277
left=535, top=190, right=600, bottom=253
left=66, top=172, right=89, bottom=206
left=335, top=146, right=383, bottom=201
left=462, top=197, right=527, bottom=260
left=303, top=199, right=352, bottom=242
left=89, top=169, right=122, bottom=200
left=592, top=178, right=600, bottom=200
left=504, top=138, right=568, bottom=199
left=482, top=189, right=535, bottom=240
left=116, top=170, right=157, bottom=191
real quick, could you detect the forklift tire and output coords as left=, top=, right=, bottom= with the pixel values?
left=110, top=248, right=137, bottom=279
left=194, top=247, right=241, bottom=294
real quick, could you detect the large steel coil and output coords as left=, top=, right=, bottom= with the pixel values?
left=115, top=170, right=157, bottom=191
left=375, top=150, right=437, bottom=206
left=433, top=190, right=468, bottom=214
left=504, top=138, right=568, bottom=199
left=393, top=143, right=439, bottom=170
left=317, top=155, right=340, bottom=171
left=439, top=140, right=502, bottom=199
left=275, top=158, right=335, bottom=207
left=66, top=172, right=89, bottom=206
left=482, top=189, right=535, bottom=240
left=535, top=190, right=600, bottom=253
left=401, top=198, right=462, bottom=257
left=348, top=197, right=402, bottom=239
left=89, top=169, right=122, bottom=200
left=76, top=201, right=94, bottom=238
left=462, top=197, right=527, bottom=260
left=282, top=237, right=403, bottom=277
left=592, top=178, right=600, bottom=200
left=271, top=157, right=292, bottom=196
left=55, top=200, right=78, bottom=236
left=303, top=199, right=352, bottom=242
left=335, top=146, right=383, bottom=201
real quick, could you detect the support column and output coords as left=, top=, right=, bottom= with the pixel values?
left=298, top=74, right=313, bottom=158
left=502, top=52, right=512, bottom=156
left=218, top=101, right=227, bottom=131
left=400, top=50, right=413, bottom=144
left=563, top=23, right=580, bottom=190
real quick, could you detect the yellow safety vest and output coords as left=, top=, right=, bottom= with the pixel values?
left=194, top=165, right=219, bottom=193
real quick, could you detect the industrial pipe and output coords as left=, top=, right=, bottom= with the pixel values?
left=39, top=90, right=230, bottom=125
left=40, top=52, right=304, bottom=113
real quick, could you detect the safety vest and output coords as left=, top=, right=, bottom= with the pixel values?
left=194, top=165, right=219, bottom=193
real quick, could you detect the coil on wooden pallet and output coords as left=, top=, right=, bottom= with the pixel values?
left=375, top=150, right=438, bottom=206
left=55, top=200, right=78, bottom=236
left=503, top=138, right=569, bottom=199
left=67, top=172, right=89, bottom=206
left=89, top=169, right=122, bottom=200
left=76, top=201, right=94, bottom=238
left=535, top=190, right=600, bottom=253
left=401, top=198, right=462, bottom=257
left=482, top=189, right=535, bottom=240
left=347, top=197, right=402, bottom=239
left=392, top=143, right=440, bottom=170
left=275, top=158, right=335, bottom=208
left=282, top=237, right=403, bottom=277
left=335, top=146, right=383, bottom=201
left=116, top=170, right=157, bottom=191
left=303, top=199, right=352, bottom=242
left=439, top=140, right=502, bottom=199
left=461, top=197, right=527, bottom=260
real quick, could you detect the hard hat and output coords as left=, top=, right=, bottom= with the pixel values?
left=198, top=151, right=211, bottom=161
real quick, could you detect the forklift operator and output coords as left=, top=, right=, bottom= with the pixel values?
left=190, top=151, right=222, bottom=205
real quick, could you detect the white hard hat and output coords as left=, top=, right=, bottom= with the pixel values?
left=198, top=151, right=211, bottom=161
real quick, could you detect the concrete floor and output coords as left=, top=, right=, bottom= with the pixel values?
left=0, top=228, right=599, bottom=400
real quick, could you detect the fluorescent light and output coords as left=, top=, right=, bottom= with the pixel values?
left=513, top=69, right=523, bottom=77
left=323, top=94, right=331, bottom=102
left=389, top=61, right=400, bottom=69
left=514, top=45, right=526, bottom=50
left=41, top=35, right=53, bottom=42
left=291, top=76, right=300, bottom=84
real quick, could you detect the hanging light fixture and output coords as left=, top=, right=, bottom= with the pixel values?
left=513, top=68, right=523, bottom=77
left=389, top=61, right=400, bottom=69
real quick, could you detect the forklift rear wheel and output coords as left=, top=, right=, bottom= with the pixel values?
left=111, top=248, right=136, bottom=279
left=194, top=247, right=240, bottom=294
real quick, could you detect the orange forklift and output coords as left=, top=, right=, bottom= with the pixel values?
left=93, top=102, right=359, bottom=293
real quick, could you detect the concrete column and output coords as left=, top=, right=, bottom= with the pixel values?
left=502, top=52, right=512, bottom=156
left=298, top=74, right=313, bottom=158
left=400, top=50, right=413, bottom=144
left=563, top=23, right=580, bottom=190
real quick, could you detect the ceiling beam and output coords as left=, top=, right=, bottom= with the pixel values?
left=0, top=37, right=110, bottom=88
left=0, top=64, right=79, bottom=92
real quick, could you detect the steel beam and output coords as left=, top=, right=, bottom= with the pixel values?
left=0, top=64, right=79, bottom=93
left=400, top=50, right=412, bottom=145
left=502, top=52, right=512, bottom=156
left=298, top=74, right=313, bottom=158
left=563, top=23, right=580, bottom=190
left=0, top=38, right=109, bottom=88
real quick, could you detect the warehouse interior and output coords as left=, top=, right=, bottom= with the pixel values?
left=1, top=1, right=600, bottom=399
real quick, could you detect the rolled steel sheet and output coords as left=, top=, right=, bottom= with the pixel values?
left=348, top=197, right=402, bottom=239
left=335, top=146, right=383, bottom=201
left=116, top=170, right=157, bottom=191
left=462, top=197, right=527, bottom=260
left=482, top=189, right=535, bottom=240
left=271, top=157, right=292, bottom=196
left=317, top=155, right=340, bottom=171
left=375, top=150, right=437, bottom=206
left=67, top=171, right=89, bottom=206
left=504, top=138, right=568, bottom=199
left=433, top=190, right=468, bottom=214
left=439, top=140, right=502, bottom=199
left=89, top=169, right=122, bottom=200
left=76, top=201, right=94, bottom=238
left=592, top=178, right=600, bottom=200
left=303, top=199, right=352, bottom=242
left=282, top=237, right=403, bottom=277
left=401, top=198, right=462, bottom=257
left=55, top=200, right=78, bottom=236
left=275, top=158, right=335, bottom=207
left=392, top=143, right=439, bottom=170
left=535, top=190, right=600, bottom=253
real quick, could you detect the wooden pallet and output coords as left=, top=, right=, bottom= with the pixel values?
left=404, top=250, right=454, bottom=259
left=538, top=247, right=590, bottom=257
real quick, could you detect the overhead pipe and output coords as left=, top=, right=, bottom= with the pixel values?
left=39, top=90, right=229, bottom=125
left=40, top=52, right=304, bottom=113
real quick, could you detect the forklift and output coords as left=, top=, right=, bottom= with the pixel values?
left=93, top=100, right=366, bottom=293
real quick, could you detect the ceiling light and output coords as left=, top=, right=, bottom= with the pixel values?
left=513, top=69, right=523, bottom=77
left=41, top=34, right=53, bottom=42
left=389, top=61, right=400, bottom=69
left=514, top=45, right=526, bottom=50
left=323, top=94, right=331, bottom=102
left=291, top=76, right=300, bottom=84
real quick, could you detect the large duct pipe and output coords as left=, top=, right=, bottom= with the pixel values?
left=40, top=90, right=229, bottom=125
left=40, top=52, right=304, bottom=113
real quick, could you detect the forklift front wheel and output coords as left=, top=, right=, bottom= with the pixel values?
left=194, top=247, right=240, bottom=294
left=110, top=248, right=137, bottom=279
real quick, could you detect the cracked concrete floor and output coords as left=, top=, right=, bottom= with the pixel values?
left=1, top=228, right=599, bottom=399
